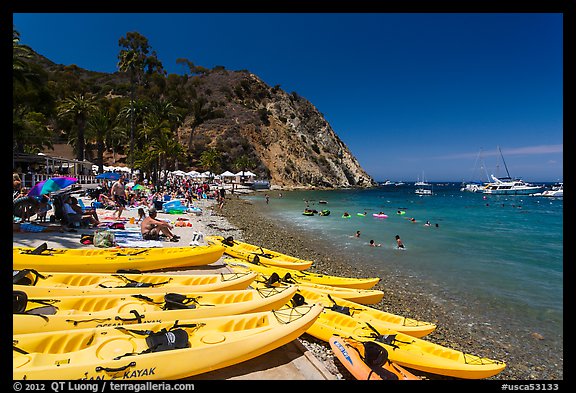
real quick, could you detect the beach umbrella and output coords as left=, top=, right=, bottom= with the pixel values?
left=132, top=184, right=148, bottom=191
left=96, top=172, right=121, bottom=180
left=27, top=176, right=77, bottom=197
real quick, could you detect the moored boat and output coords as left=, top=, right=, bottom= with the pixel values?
left=530, top=182, right=563, bottom=198
left=483, top=175, right=543, bottom=195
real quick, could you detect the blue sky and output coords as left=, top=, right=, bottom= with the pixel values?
left=13, top=13, right=564, bottom=182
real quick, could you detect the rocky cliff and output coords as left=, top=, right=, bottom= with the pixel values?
left=176, top=70, right=376, bottom=188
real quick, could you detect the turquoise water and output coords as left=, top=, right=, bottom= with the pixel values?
left=245, top=184, right=563, bottom=341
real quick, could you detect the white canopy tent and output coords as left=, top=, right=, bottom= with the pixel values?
left=171, top=170, right=187, bottom=177
left=219, top=170, right=236, bottom=183
left=235, top=170, right=256, bottom=183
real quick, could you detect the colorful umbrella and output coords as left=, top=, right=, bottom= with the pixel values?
left=95, top=172, right=121, bottom=180
left=132, top=184, right=148, bottom=191
left=27, top=176, right=78, bottom=196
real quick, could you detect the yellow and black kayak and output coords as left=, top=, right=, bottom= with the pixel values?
left=13, top=285, right=298, bottom=334
left=13, top=303, right=323, bottom=380
left=206, top=235, right=313, bottom=271
left=13, top=268, right=257, bottom=296
left=224, top=257, right=380, bottom=289
left=13, top=243, right=225, bottom=273
left=231, top=263, right=384, bottom=305
left=293, top=286, right=435, bottom=338
left=309, top=319, right=505, bottom=379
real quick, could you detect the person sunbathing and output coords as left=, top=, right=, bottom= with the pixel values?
left=140, top=207, right=180, bottom=242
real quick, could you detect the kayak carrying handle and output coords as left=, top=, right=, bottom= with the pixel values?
left=96, top=361, right=136, bottom=373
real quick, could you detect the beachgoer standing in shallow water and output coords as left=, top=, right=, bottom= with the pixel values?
left=395, top=234, right=405, bottom=249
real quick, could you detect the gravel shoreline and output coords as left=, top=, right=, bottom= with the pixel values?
left=214, top=194, right=563, bottom=381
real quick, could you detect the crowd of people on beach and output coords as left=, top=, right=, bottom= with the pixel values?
left=13, top=170, right=227, bottom=234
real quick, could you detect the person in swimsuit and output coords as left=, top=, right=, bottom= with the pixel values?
left=140, top=207, right=179, bottom=242
left=110, top=175, right=127, bottom=219
left=395, top=234, right=405, bottom=249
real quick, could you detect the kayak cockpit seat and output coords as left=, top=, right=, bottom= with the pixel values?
left=13, top=290, right=57, bottom=316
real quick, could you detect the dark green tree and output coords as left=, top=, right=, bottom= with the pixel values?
left=57, top=94, right=98, bottom=161
left=117, top=31, right=165, bottom=171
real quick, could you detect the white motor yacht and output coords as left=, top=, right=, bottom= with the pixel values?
left=483, top=175, right=543, bottom=195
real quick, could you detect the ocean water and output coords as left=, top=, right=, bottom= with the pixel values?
left=244, top=183, right=563, bottom=341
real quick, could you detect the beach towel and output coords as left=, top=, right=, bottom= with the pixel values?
left=19, top=223, right=48, bottom=233
left=113, top=230, right=163, bottom=248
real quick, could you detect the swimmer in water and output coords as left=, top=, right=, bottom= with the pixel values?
left=395, top=235, right=405, bottom=249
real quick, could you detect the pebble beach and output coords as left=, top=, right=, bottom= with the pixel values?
left=216, top=193, right=563, bottom=381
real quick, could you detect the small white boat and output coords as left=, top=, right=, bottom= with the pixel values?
left=415, top=187, right=433, bottom=195
left=531, top=183, right=563, bottom=198
left=460, top=182, right=486, bottom=193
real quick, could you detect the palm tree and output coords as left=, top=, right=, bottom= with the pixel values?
left=117, top=32, right=165, bottom=172
left=146, top=130, right=187, bottom=182
left=87, top=108, right=115, bottom=173
left=233, top=154, right=256, bottom=183
left=200, top=148, right=223, bottom=175
left=13, top=28, right=40, bottom=89
left=141, top=112, right=172, bottom=144
left=57, top=94, right=98, bottom=161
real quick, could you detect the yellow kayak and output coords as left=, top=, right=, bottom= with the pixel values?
left=230, top=262, right=384, bottom=305
left=13, top=268, right=257, bottom=296
left=13, top=303, right=324, bottom=380
left=223, top=257, right=380, bottom=289
left=13, top=243, right=225, bottom=273
left=293, top=286, right=435, bottom=338
left=307, top=318, right=505, bottom=379
left=13, top=285, right=298, bottom=334
left=206, top=235, right=313, bottom=271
